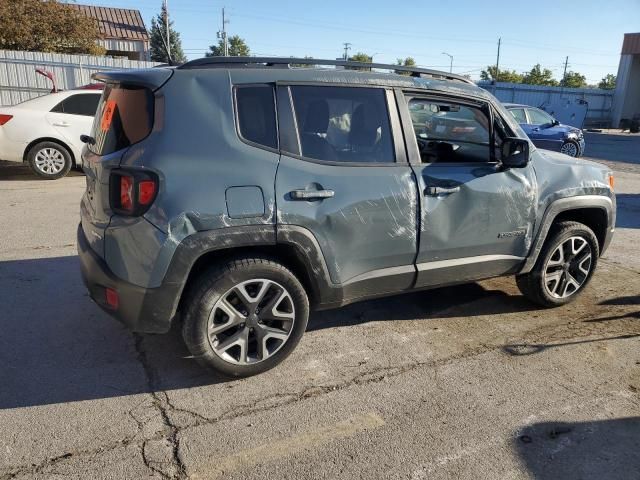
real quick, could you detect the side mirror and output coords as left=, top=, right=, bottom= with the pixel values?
left=552, top=119, right=560, bottom=126
left=501, top=137, right=530, bottom=168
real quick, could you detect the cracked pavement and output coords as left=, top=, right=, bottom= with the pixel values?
left=0, top=132, right=639, bottom=480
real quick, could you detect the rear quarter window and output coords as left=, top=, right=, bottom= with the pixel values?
left=89, top=84, right=154, bottom=155
left=235, top=85, right=278, bottom=150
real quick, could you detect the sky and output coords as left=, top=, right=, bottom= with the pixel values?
left=75, top=0, right=639, bottom=83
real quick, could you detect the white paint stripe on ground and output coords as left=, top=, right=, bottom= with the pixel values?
left=191, top=412, right=385, bottom=479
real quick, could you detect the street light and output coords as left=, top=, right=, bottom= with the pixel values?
left=370, top=52, right=382, bottom=63
left=442, top=52, right=453, bottom=73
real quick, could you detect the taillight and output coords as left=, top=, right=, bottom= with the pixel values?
left=110, top=170, right=158, bottom=216
left=0, top=114, right=13, bottom=126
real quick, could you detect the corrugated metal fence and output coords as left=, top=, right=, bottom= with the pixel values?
left=479, top=81, right=615, bottom=127
left=0, top=49, right=159, bottom=106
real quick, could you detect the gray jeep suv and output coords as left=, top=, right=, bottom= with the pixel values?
left=78, top=58, right=615, bottom=377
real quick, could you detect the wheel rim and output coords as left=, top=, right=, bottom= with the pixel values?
left=34, top=148, right=66, bottom=174
left=560, top=142, right=578, bottom=157
left=543, top=236, right=592, bottom=299
left=207, top=279, right=295, bottom=365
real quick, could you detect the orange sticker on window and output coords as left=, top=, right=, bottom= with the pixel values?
left=100, top=100, right=116, bottom=132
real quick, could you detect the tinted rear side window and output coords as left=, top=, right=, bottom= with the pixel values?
left=290, top=86, right=394, bottom=164
left=89, top=84, right=154, bottom=155
left=51, top=94, right=101, bottom=116
left=235, top=85, right=278, bottom=149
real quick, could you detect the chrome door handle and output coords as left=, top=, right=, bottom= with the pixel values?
left=290, top=189, right=335, bottom=200
left=425, top=186, right=460, bottom=196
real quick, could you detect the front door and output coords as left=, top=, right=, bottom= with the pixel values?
left=275, top=84, right=418, bottom=294
left=398, top=91, right=537, bottom=288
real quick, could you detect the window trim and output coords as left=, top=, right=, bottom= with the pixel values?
left=233, top=83, right=280, bottom=154
left=282, top=83, right=402, bottom=167
left=398, top=90, right=500, bottom=167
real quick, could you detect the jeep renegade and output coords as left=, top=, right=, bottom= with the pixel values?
left=78, top=57, right=616, bottom=377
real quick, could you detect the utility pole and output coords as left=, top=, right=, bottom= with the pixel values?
left=495, top=37, right=501, bottom=79
left=163, top=0, right=171, bottom=61
left=562, top=56, right=569, bottom=86
left=343, top=42, right=351, bottom=61
left=217, top=7, right=229, bottom=56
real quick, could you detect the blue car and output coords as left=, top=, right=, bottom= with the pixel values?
left=504, top=103, right=585, bottom=157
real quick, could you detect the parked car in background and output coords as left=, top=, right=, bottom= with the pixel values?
left=503, top=103, right=585, bottom=157
left=78, top=58, right=614, bottom=378
left=0, top=89, right=102, bottom=179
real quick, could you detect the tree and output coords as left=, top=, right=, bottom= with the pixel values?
left=598, top=74, right=616, bottom=90
left=346, top=52, right=372, bottom=71
left=395, top=57, right=416, bottom=75
left=206, top=35, right=250, bottom=57
left=560, top=71, right=586, bottom=88
left=480, top=66, right=523, bottom=83
left=149, top=3, right=186, bottom=63
left=522, top=64, right=558, bottom=86
left=0, top=0, right=104, bottom=55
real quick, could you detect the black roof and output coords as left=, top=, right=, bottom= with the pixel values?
left=178, top=57, right=475, bottom=85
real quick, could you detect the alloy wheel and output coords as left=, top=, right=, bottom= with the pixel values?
left=207, top=279, right=296, bottom=365
left=543, top=236, right=592, bottom=299
left=560, top=142, right=578, bottom=157
left=34, top=148, right=66, bottom=175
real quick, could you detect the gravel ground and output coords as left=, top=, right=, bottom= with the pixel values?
left=0, top=134, right=638, bottom=479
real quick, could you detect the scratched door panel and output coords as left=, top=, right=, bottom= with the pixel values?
left=276, top=158, right=418, bottom=285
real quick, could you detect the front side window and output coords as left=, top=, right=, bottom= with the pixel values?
left=89, top=84, right=154, bottom=155
left=527, top=108, right=553, bottom=125
left=290, top=86, right=394, bottom=164
left=51, top=94, right=101, bottom=116
left=235, top=85, right=278, bottom=149
left=407, top=97, right=491, bottom=163
left=509, top=108, right=527, bottom=124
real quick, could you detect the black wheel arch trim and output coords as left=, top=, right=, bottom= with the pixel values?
left=520, top=195, right=615, bottom=274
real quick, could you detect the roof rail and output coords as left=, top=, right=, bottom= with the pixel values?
left=177, top=56, right=475, bottom=85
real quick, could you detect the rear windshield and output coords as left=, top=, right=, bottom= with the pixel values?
left=89, top=84, right=154, bottom=155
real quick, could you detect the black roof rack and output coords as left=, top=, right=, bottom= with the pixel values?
left=177, top=56, right=475, bottom=85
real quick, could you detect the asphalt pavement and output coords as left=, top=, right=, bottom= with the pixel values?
left=0, top=132, right=638, bottom=479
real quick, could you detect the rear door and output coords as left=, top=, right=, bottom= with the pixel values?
left=81, top=84, right=155, bottom=257
left=398, top=91, right=536, bottom=287
left=275, top=84, right=418, bottom=295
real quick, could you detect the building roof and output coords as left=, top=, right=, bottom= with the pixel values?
left=70, top=4, right=148, bottom=41
left=621, top=33, right=640, bottom=55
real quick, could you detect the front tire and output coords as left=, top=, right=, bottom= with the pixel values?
left=27, top=141, right=72, bottom=179
left=560, top=140, right=580, bottom=157
left=516, top=221, right=599, bottom=307
left=182, top=257, right=309, bottom=378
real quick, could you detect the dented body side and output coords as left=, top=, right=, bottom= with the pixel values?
left=79, top=65, right=616, bottom=333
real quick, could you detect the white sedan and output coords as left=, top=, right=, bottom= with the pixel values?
left=0, top=89, right=101, bottom=179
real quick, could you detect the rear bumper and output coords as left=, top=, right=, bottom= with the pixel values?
left=77, top=224, right=178, bottom=333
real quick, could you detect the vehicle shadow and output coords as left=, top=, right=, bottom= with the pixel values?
left=0, top=161, right=83, bottom=181
left=616, top=194, right=640, bottom=229
left=307, top=281, right=538, bottom=331
left=0, top=255, right=537, bottom=410
left=515, top=418, right=640, bottom=479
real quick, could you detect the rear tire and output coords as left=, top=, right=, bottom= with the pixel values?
left=516, top=221, right=599, bottom=307
left=27, top=141, right=72, bottom=180
left=182, top=257, right=309, bottom=378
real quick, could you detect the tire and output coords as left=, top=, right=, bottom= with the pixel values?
left=182, top=257, right=309, bottom=378
left=516, top=221, right=599, bottom=307
left=27, top=141, right=72, bottom=180
left=560, top=140, right=580, bottom=158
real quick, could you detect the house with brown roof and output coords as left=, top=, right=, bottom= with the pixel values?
left=69, top=4, right=150, bottom=61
